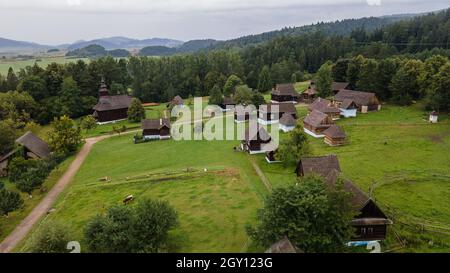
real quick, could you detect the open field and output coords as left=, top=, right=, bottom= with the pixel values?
left=0, top=57, right=89, bottom=75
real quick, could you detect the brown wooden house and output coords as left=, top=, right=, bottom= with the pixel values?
left=308, top=98, right=341, bottom=120
left=332, top=82, right=350, bottom=95
left=271, top=83, right=300, bottom=103
left=334, top=90, right=381, bottom=113
left=234, top=105, right=256, bottom=123
left=219, top=97, right=236, bottom=111
left=323, top=125, right=347, bottom=146
left=93, top=80, right=133, bottom=123
left=296, top=156, right=392, bottom=241
left=258, top=103, right=297, bottom=125
left=301, top=86, right=318, bottom=103
left=168, top=95, right=184, bottom=108
left=303, top=110, right=334, bottom=138
left=241, top=126, right=272, bottom=154
left=142, top=119, right=171, bottom=140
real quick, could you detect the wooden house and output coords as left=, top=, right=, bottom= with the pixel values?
left=241, top=126, right=272, bottom=154
left=334, top=90, right=381, bottom=113
left=271, top=83, right=300, bottom=103
left=258, top=103, right=297, bottom=125
left=279, top=113, right=296, bottom=132
left=301, top=86, right=318, bottom=103
left=296, top=156, right=392, bottom=241
left=332, top=82, right=350, bottom=95
left=234, top=105, right=256, bottom=123
left=323, top=125, right=347, bottom=146
left=339, top=99, right=358, bottom=118
left=429, top=111, right=438, bottom=123
left=308, top=98, right=341, bottom=120
left=93, top=79, right=133, bottom=124
left=168, top=95, right=184, bottom=108
left=303, top=110, right=334, bottom=138
left=0, top=132, right=51, bottom=175
left=142, top=119, right=171, bottom=140
left=219, top=97, right=236, bottom=111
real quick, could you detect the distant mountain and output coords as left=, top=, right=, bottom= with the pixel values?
left=0, top=37, right=49, bottom=52
left=66, top=44, right=130, bottom=58
left=67, top=37, right=184, bottom=50
left=139, top=39, right=219, bottom=56
left=177, top=39, right=219, bottom=53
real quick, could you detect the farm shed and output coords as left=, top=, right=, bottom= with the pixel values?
left=241, top=126, right=272, bottom=154
left=303, top=110, right=334, bottom=138
left=323, top=125, right=347, bottom=146
left=258, top=102, right=297, bottom=125
left=308, top=98, right=341, bottom=120
left=271, top=83, right=300, bottom=103
left=334, top=89, right=381, bottom=113
left=279, top=113, right=296, bottom=132
left=142, top=118, right=171, bottom=140
left=339, top=99, right=358, bottom=118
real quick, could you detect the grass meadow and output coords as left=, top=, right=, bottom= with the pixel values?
left=0, top=57, right=89, bottom=75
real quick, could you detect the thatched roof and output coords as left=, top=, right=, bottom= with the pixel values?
left=324, top=169, right=368, bottom=210
left=308, top=98, right=340, bottom=114
left=15, top=131, right=51, bottom=159
left=340, top=99, right=357, bottom=110
left=332, top=82, right=349, bottom=91
left=265, top=238, right=302, bottom=253
left=279, top=114, right=296, bottom=127
left=323, top=125, right=346, bottom=139
left=93, top=95, right=133, bottom=112
left=303, top=110, right=331, bottom=127
left=142, top=118, right=171, bottom=130
left=259, top=103, right=297, bottom=114
left=244, top=126, right=271, bottom=142
left=272, top=83, right=298, bottom=96
left=297, top=155, right=341, bottom=178
left=303, top=87, right=318, bottom=96
left=170, top=95, right=184, bottom=106
left=334, top=89, right=378, bottom=106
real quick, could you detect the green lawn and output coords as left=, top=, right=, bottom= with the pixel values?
left=0, top=57, right=89, bottom=75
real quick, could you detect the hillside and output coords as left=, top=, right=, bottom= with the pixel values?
left=67, top=37, right=183, bottom=50
left=66, top=44, right=130, bottom=58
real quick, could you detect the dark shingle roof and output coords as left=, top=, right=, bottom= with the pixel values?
left=259, top=103, right=297, bottom=114
left=303, top=110, right=331, bottom=127
left=323, top=125, right=346, bottom=139
left=142, top=118, right=171, bottom=130
left=244, top=126, right=271, bottom=142
left=93, top=95, right=133, bottom=112
left=265, top=238, right=301, bottom=253
left=308, top=98, right=340, bottom=114
left=324, top=169, right=369, bottom=210
left=334, top=90, right=378, bottom=106
left=332, top=82, right=349, bottom=91
left=298, top=155, right=341, bottom=178
left=272, top=83, right=297, bottom=96
left=222, top=97, right=235, bottom=105
left=279, top=114, right=296, bottom=126
left=170, top=95, right=184, bottom=106
left=15, top=131, right=51, bottom=159
left=340, top=99, right=357, bottom=110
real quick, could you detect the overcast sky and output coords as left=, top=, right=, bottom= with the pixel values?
left=0, top=0, right=448, bottom=45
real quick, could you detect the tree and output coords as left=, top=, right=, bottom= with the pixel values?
left=389, top=60, right=424, bottom=105
left=223, top=75, right=242, bottom=97
left=234, top=85, right=254, bottom=105
left=427, top=62, right=450, bottom=112
left=247, top=176, right=355, bottom=253
left=6, top=67, right=18, bottom=91
left=332, top=59, right=350, bottom=82
left=59, top=77, right=83, bottom=117
left=0, top=188, right=23, bottom=217
left=112, top=125, right=127, bottom=135
left=85, top=198, right=178, bottom=253
left=257, top=66, right=272, bottom=92
left=315, top=62, right=333, bottom=98
left=209, top=84, right=223, bottom=105
left=0, top=119, right=19, bottom=155
left=356, top=58, right=378, bottom=92
left=29, top=221, right=72, bottom=253
left=80, top=115, right=98, bottom=133
left=277, top=123, right=310, bottom=164
left=252, top=91, right=266, bottom=108
left=18, top=76, right=47, bottom=101
left=48, top=116, right=82, bottom=155
left=127, top=98, right=146, bottom=122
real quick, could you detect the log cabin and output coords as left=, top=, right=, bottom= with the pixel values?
left=332, top=82, right=350, bottom=95
left=303, top=110, right=334, bottom=138
left=296, top=156, right=392, bottom=241
left=339, top=99, right=358, bottom=118
left=334, top=90, right=381, bottom=113
left=271, top=83, right=300, bottom=103
left=323, top=125, right=347, bottom=146
left=258, top=103, right=297, bottom=125
left=142, top=118, right=171, bottom=140
left=241, top=126, right=272, bottom=154
left=279, top=113, right=296, bottom=132
left=92, top=79, right=133, bottom=124
left=308, top=98, right=341, bottom=120
left=301, top=86, right=318, bottom=103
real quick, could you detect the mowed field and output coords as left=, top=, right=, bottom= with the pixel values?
left=0, top=57, right=89, bottom=75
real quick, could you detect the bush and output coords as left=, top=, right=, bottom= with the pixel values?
left=29, top=221, right=72, bottom=253
left=0, top=188, right=24, bottom=216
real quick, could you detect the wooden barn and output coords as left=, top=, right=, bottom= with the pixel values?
left=302, top=86, right=318, bottom=103
left=271, top=83, right=300, bottom=103
left=0, top=131, right=51, bottom=175
left=142, top=118, right=171, bottom=140
left=93, top=80, right=133, bottom=124
left=258, top=103, right=297, bottom=125
left=334, top=90, right=381, bottom=113
left=339, top=99, right=358, bottom=118
left=303, top=110, right=334, bottom=138
left=279, top=113, right=296, bottom=132
left=234, top=105, right=256, bottom=123
left=323, top=125, right=347, bottom=146
left=296, top=155, right=392, bottom=241
left=308, top=98, right=341, bottom=120
left=219, top=97, right=236, bottom=111
left=241, top=126, right=272, bottom=154
left=332, top=82, right=350, bottom=95
left=168, top=95, right=184, bottom=108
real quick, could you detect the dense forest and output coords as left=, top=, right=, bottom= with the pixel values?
left=0, top=8, right=449, bottom=131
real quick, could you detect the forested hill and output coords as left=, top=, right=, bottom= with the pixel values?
left=210, top=13, right=419, bottom=50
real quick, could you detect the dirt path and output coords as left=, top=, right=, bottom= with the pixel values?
left=247, top=155, right=273, bottom=192
left=0, top=136, right=107, bottom=253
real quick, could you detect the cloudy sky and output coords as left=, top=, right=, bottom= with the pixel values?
left=0, top=0, right=448, bottom=45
